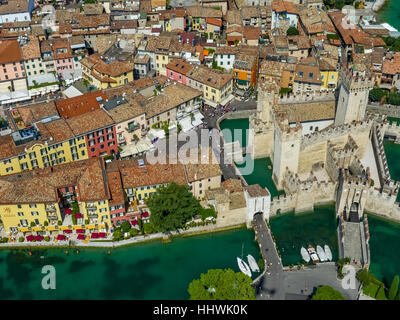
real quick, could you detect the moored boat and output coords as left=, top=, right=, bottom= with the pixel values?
left=237, top=257, right=252, bottom=277
left=301, top=247, right=310, bottom=263
left=247, top=254, right=260, bottom=272
left=317, top=245, right=327, bottom=262
left=307, top=245, right=319, bottom=264
left=324, top=245, right=332, bottom=261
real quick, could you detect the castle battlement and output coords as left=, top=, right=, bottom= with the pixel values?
left=340, top=69, right=375, bottom=91
left=301, top=119, right=372, bottom=149
left=278, top=89, right=335, bottom=105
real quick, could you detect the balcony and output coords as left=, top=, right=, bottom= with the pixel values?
left=45, top=204, right=57, bottom=213
left=47, top=212, right=58, bottom=220
left=86, top=203, right=97, bottom=212
left=87, top=213, right=98, bottom=219
left=117, top=135, right=126, bottom=144
left=126, top=123, right=140, bottom=133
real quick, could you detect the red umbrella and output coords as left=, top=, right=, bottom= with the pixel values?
left=99, top=232, right=106, bottom=238
left=26, top=235, right=34, bottom=242
left=57, top=234, right=65, bottom=240
left=91, top=233, right=99, bottom=239
left=77, top=234, right=85, bottom=240
left=76, top=229, right=85, bottom=234
left=63, top=229, right=72, bottom=234
left=142, top=211, right=149, bottom=218
left=64, top=209, right=72, bottom=215
left=75, top=213, right=83, bottom=219
left=35, top=235, right=43, bottom=242
left=131, top=220, right=138, bottom=226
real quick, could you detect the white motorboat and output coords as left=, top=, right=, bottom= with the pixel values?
left=307, top=245, right=319, bottom=264
left=324, top=245, right=332, bottom=261
left=317, top=245, right=327, bottom=262
left=237, top=257, right=252, bottom=277
left=247, top=254, right=260, bottom=272
left=301, top=247, right=310, bottom=263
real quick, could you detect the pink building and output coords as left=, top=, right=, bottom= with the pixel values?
left=0, top=40, right=25, bottom=82
left=52, top=38, right=75, bottom=78
left=166, top=59, right=193, bottom=86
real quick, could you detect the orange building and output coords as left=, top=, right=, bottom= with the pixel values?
left=233, top=53, right=258, bottom=88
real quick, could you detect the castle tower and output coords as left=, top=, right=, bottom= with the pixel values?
left=272, top=117, right=302, bottom=189
left=257, top=80, right=279, bottom=124
left=335, top=70, right=375, bottom=126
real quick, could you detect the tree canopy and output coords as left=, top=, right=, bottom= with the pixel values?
left=188, top=269, right=256, bottom=300
left=286, top=26, right=299, bottom=36
left=146, top=182, right=203, bottom=233
left=369, top=87, right=385, bottom=103
left=311, top=286, right=346, bottom=300
left=389, top=275, right=399, bottom=300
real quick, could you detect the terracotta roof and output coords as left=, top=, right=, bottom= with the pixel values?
left=240, top=6, right=260, bottom=19
left=215, top=46, right=240, bottom=55
left=80, top=53, right=133, bottom=77
left=0, top=40, right=22, bottom=64
left=56, top=91, right=107, bottom=119
left=187, top=65, right=233, bottom=89
left=221, top=179, right=243, bottom=193
left=52, top=38, right=73, bottom=60
left=294, top=64, right=322, bottom=84
left=17, top=101, right=58, bottom=126
left=227, top=9, right=242, bottom=26
left=382, top=53, right=400, bottom=75
left=0, top=0, right=28, bottom=14
left=66, top=109, right=115, bottom=136
left=166, top=58, right=193, bottom=75
left=206, top=17, right=223, bottom=27
left=0, top=158, right=109, bottom=204
left=243, top=26, right=262, bottom=41
left=20, top=36, right=41, bottom=60
left=245, top=184, right=269, bottom=197
left=111, top=158, right=187, bottom=188
left=186, top=6, right=223, bottom=18
left=271, top=0, right=298, bottom=15
left=144, top=82, right=202, bottom=118
left=107, top=171, right=125, bottom=206
left=274, top=99, right=335, bottom=122
left=183, top=148, right=222, bottom=182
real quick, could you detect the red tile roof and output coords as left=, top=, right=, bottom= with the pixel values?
left=56, top=91, right=107, bottom=119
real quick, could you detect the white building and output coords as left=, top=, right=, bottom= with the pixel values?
left=271, top=0, right=299, bottom=31
left=215, top=47, right=239, bottom=71
left=0, top=0, right=31, bottom=24
left=244, top=184, right=270, bottom=227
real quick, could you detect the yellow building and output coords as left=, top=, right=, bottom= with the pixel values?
left=186, top=65, right=233, bottom=106
left=0, top=158, right=112, bottom=234
left=0, top=119, right=88, bottom=176
left=80, top=53, right=134, bottom=89
left=318, top=57, right=338, bottom=89
left=186, top=6, right=223, bottom=33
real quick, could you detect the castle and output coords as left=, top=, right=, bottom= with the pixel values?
left=250, top=67, right=400, bottom=268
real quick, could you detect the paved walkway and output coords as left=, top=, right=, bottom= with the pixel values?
left=0, top=223, right=238, bottom=249
left=253, top=213, right=285, bottom=300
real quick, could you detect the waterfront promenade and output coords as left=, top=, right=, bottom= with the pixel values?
left=0, top=223, right=244, bottom=249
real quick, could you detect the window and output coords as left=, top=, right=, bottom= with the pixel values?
left=18, top=212, right=24, bottom=216
left=31, top=211, right=39, bottom=216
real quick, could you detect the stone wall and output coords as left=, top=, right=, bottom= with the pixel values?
left=367, top=104, right=400, bottom=119
left=365, top=188, right=400, bottom=222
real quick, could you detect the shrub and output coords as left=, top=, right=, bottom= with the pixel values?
left=44, top=221, right=49, bottom=226
left=44, top=236, right=50, bottom=242
left=30, top=221, right=36, bottom=227
left=19, top=237, right=24, bottom=242
left=85, top=219, right=89, bottom=225
left=121, top=221, right=132, bottom=233
left=369, top=87, right=385, bottom=103
left=57, top=220, right=62, bottom=226
left=129, top=228, right=139, bottom=236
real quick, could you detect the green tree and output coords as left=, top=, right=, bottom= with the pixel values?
left=311, top=286, right=346, bottom=300
left=188, top=269, right=256, bottom=300
left=286, top=26, right=299, bottom=36
left=389, top=275, right=399, bottom=300
left=369, top=87, right=385, bottom=103
left=146, top=182, right=201, bottom=232
left=388, top=92, right=400, bottom=106
left=121, top=221, right=132, bottom=233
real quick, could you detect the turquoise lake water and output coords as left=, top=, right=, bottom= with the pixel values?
left=0, top=228, right=262, bottom=300
left=377, top=0, right=400, bottom=31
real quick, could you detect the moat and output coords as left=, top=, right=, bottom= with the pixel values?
left=220, top=118, right=400, bottom=284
